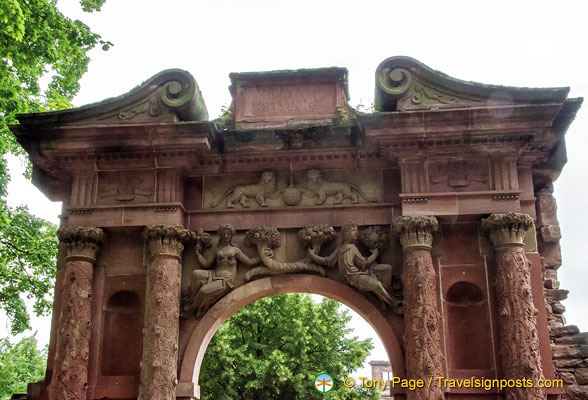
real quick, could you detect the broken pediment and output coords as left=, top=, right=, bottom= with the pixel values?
left=374, top=56, right=570, bottom=112
left=16, top=69, right=208, bottom=127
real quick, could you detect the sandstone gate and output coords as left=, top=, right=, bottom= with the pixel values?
left=12, top=56, right=586, bottom=399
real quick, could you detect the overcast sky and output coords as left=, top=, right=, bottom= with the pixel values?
left=4, top=0, right=588, bottom=382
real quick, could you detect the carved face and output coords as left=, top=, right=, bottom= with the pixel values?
left=219, top=228, right=232, bottom=243
left=341, top=223, right=358, bottom=242
left=307, top=170, right=321, bottom=183
left=261, top=171, right=276, bottom=185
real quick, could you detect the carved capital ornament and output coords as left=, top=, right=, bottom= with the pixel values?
left=481, top=212, right=533, bottom=249
left=57, top=226, right=105, bottom=263
left=392, top=215, right=438, bottom=251
left=142, top=225, right=191, bottom=259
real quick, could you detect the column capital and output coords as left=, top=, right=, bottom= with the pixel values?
left=143, top=225, right=191, bottom=259
left=392, top=215, right=438, bottom=251
left=481, top=212, right=533, bottom=249
left=57, top=226, right=104, bottom=263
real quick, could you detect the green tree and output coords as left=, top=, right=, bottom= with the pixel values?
left=0, top=334, right=47, bottom=399
left=200, top=294, right=381, bottom=400
left=0, top=0, right=110, bottom=333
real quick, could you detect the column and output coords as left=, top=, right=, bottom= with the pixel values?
left=139, top=225, right=190, bottom=400
left=481, top=213, right=546, bottom=400
left=48, top=227, right=104, bottom=400
left=393, top=216, right=445, bottom=400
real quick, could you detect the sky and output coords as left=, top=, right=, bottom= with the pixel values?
left=3, top=0, right=588, bottom=383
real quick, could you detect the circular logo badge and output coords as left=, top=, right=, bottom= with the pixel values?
left=315, top=373, right=334, bottom=393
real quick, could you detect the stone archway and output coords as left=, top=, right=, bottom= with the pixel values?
left=177, top=274, right=405, bottom=400
left=14, top=56, right=583, bottom=400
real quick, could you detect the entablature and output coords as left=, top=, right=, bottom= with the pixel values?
left=11, top=56, right=581, bottom=220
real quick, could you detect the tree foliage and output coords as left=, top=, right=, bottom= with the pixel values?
left=0, top=0, right=109, bottom=333
left=0, top=334, right=47, bottom=399
left=200, top=294, right=381, bottom=400
left=0, top=205, right=58, bottom=334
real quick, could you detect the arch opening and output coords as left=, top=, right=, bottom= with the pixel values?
left=178, top=275, right=405, bottom=393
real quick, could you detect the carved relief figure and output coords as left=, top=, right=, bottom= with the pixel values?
left=100, top=174, right=152, bottom=202
left=308, top=222, right=401, bottom=313
left=211, top=171, right=278, bottom=208
left=181, top=224, right=260, bottom=318
left=303, top=169, right=376, bottom=205
left=244, top=226, right=326, bottom=281
left=429, top=160, right=488, bottom=190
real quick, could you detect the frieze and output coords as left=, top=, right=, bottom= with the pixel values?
left=204, top=169, right=381, bottom=209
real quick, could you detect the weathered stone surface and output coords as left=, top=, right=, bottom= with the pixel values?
left=560, top=371, right=577, bottom=385
left=544, top=268, right=558, bottom=280
left=556, top=333, right=588, bottom=345
left=541, top=242, right=563, bottom=269
left=540, top=225, right=562, bottom=243
left=575, top=368, right=588, bottom=385
left=552, top=302, right=566, bottom=314
left=553, top=358, right=587, bottom=369
left=552, top=325, right=580, bottom=337
left=544, top=278, right=560, bottom=289
left=548, top=314, right=567, bottom=329
left=546, top=288, right=570, bottom=302
left=565, top=384, right=588, bottom=400
left=552, top=345, right=588, bottom=359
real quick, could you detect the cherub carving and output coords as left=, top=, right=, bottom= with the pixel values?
left=181, top=224, right=260, bottom=318
left=210, top=171, right=278, bottom=208
left=303, top=169, right=376, bottom=205
left=307, top=222, right=401, bottom=313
